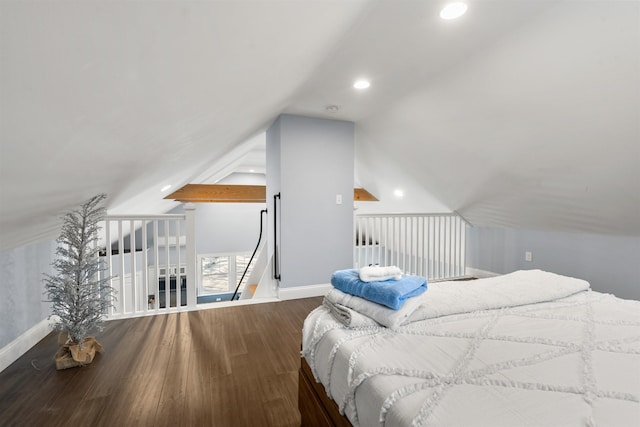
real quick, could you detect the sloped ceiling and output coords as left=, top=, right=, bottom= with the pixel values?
left=350, top=1, right=640, bottom=235
left=1, top=0, right=638, bottom=250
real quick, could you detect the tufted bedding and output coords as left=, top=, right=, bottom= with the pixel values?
left=301, top=271, right=640, bottom=426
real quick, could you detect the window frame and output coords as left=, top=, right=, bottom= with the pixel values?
left=197, top=251, right=253, bottom=296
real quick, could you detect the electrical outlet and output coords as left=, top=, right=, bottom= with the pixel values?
left=336, top=194, right=343, bottom=205
left=525, top=251, right=533, bottom=262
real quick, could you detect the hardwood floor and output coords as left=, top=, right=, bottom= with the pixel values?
left=0, top=297, right=323, bottom=427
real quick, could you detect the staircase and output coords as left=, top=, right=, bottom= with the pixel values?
left=239, top=243, right=278, bottom=300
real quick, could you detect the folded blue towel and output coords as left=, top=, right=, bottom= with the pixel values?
left=330, top=269, right=427, bottom=310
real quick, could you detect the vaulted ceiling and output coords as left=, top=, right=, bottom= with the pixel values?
left=1, top=0, right=638, bottom=250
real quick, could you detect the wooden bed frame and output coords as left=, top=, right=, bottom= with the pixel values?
left=298, top=357, right=352, bottom=426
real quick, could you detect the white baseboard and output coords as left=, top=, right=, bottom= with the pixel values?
left=0, top=318, right=53, bottom=373
left=194, top=297, right=280, bottom=311
left=466, top=267, right=500, bottom=279
left=278, top=283, right=331, bottom=300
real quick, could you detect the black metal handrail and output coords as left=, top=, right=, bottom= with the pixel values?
left=273, top=192, right=281, bottom=280
left=231, top=209, right=267, bottom=301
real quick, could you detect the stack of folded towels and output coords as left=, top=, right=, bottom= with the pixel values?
left=323, top=266, right=427, bottom=329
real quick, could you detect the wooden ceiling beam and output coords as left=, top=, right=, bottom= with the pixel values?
left=165, top=184, right=266, bottom=203
left=165, top=184, right=379, bottom=203
left=354, top=188, right=379, bottom=201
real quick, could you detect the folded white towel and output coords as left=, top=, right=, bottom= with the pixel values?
left=325, top=288, right=427, bottom=329
left=322, top=299, right=378, bottom=328
left=359, top=265, right=402, bottom=282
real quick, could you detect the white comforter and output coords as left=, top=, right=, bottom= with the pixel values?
left=302, top=271, right=640, bottom=427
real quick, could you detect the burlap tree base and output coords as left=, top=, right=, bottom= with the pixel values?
left=55, top=332, right=103, bottom=370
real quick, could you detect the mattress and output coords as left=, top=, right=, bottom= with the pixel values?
left=302, top=271, right=640, bottom=426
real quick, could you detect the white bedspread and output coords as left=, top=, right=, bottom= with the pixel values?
left=302, top=272, right=640, bottom=427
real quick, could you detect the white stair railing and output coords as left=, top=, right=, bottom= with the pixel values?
left=100, top=206, right=196, bottom=318
left=355, top=213, right=468, bottom=281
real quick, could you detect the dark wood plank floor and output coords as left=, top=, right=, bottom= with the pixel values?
left=0, top=297, right=322, bottom=427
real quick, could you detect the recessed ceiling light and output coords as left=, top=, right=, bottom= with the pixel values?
left=160, top=184, right=172, bottom=192
left=440, top=2, right=468, bottom=20
left=326, top=105, right=340, bottom=113
left=353, top=79, right=370, bottom=90
left=394, top=189, right=404, bottom=198
left=249, top=169, right=256, bottom=173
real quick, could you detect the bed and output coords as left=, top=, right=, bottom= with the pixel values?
left=299, top=270, right=640, bottom=426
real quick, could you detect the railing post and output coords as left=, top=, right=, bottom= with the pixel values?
left=184, top=203, right=197, bottom=308
left=354, top=213, right=468, bottom=282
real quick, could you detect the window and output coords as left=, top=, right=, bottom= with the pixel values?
left=198, top=252, right=255, bottom=296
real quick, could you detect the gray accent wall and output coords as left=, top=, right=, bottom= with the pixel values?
left=267, top=115, right=354, bottom=288
left=266, top=117, right=281, bottom=272
left=0, top=239, right=55, bottom=349
left=467, top=226, right=640, bottom=300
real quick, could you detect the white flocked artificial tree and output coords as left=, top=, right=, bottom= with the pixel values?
left=44, top=194, right=115, bottom=368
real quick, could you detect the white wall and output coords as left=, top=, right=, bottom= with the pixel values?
left=0, top=239, right=55, bottom=349
left=267, top=114, right=354, bottom=287
left=467, top=226, right=640, bottom=300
